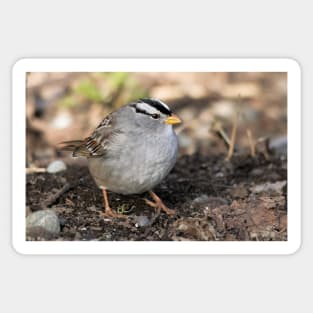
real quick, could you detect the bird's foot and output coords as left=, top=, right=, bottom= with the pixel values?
left=100, top=187, right=127, bottom=219
left=99, top=207, right=128, bottom=219
left=144, top=191, right=175, bottom=216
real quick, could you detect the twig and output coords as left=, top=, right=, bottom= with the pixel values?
left=26, top=167, right=46, bottom=174
left=41, top=183, right=71, bottom=207
left=256, top=136, right=270, bottom=160
left=226, top=112, right=238, bottom=161
left=246, top=128, right=256, bottom=157
left=212, top=121, right=231, bottom=148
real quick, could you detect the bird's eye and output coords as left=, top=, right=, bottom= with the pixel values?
left=151, top=113, right=160, bottom=119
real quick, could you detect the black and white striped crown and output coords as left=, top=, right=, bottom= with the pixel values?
left=137, top=98, right=172, bottom=116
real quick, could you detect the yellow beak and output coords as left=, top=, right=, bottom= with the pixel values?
left=164, top=114, right=182, bottom=125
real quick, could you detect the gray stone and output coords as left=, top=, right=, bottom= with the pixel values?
left=269, top=136, right=287, bottom=156
left=134, top=215, right=150, bottom=227
left=26, top=209, right=60, bottom=235
left=215, top=172, right=224, bottom=178
left=191, top=195, right=228, bottom=209
left=249, top=168, right=263, bottom=177
left=47, top=160, right=67, bottom=173
left=191, top=194, right=210, bottom=207
left=250, top=181, right=287, bottom=195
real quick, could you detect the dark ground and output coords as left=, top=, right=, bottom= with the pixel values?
left=26, top=153, right=287, bottom=241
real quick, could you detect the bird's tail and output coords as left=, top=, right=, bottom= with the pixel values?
left=59, top=140, right=90, bottom=157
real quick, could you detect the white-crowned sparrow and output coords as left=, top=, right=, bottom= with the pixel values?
left=61, top=98, right=181, bottom=218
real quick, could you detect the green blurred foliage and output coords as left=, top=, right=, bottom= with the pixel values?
left=58, top=72, right=147, bottom=109
left=74, top=79, right=104, bottom=102
left=106, top=72, right=129, bottom=89
left=59, top=95, right=76, bottom=108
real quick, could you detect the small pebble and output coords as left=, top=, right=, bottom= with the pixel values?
left=249, top=168, right=263, bottom=177
left=47, top=160, right=67, bottom=173
left=191, top=194, right=210, bottom=207
left=250, top=180, right=287, bottom=195
left=26, top=209, right=60, bottom=235
left=134, top=215, right=150, bottom=227
left=215, top=172, right=224, bottom=178
left=269, top=136, right=287, bottom=156
left=192, top=195, right=228, bottom=209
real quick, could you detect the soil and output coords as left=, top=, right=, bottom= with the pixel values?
left=26, top=153, right=287, bottom=241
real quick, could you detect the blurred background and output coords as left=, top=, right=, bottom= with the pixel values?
left=26, top=72, right=287, bottom=167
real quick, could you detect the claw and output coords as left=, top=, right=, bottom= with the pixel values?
left=99, top=208, right=127, bottom=219
left=145, top=191, right=175, bottom=216
left=100, top=187, right=127, bottom=219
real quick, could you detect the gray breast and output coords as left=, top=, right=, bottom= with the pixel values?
left=88, top=126, right=178, bottom=195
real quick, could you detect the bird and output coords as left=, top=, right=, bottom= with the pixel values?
left=60, top=98, right=182, bottom=218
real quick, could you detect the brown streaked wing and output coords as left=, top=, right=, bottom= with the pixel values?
left=81, top=113, right=118, bottom=157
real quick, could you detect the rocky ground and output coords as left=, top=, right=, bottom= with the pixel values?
left=26, top=152, right=287, bottom=241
